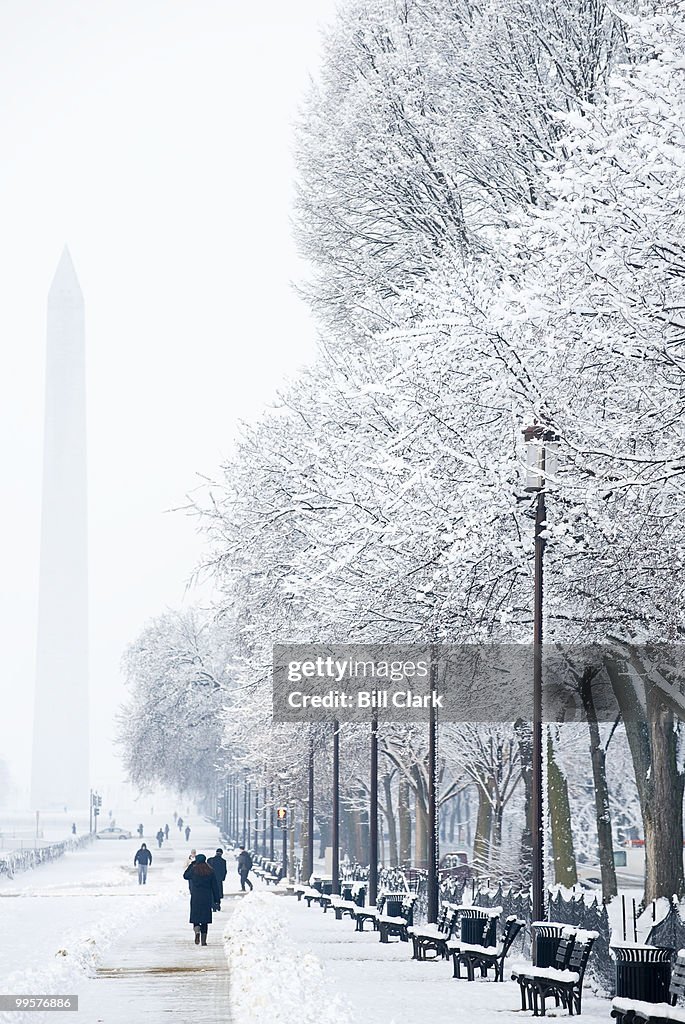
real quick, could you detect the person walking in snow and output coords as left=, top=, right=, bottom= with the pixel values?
left=183, top=854, right=219, bottom=946
left=184, top=825, right=191, bottom=842
left=164, top=823, right=170, bottom=840
left=156, top=828, right=164, bottom=849
left=237, top=847, right=253, bottom=892
left=134, top=842, right=152, bottom=885
left=137, top=823, right=144, bottom=837
left=71, top=823, right=77, bottom=835
left=207, top=848, right=227, bottom=910
left=177, top=816, right=184, bottom=832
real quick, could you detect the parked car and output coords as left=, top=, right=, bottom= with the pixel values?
left=439, top=850, right=471, bottom=881
left=96, top=826, right=132, bottom=840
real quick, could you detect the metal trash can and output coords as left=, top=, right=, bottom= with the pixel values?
left=612, top=945, right=672, bottom=1002
left=384, top=895, right=406, bottom=918
left=460, top=910, right=496, bottom=947
left=532, top=923, right=567, bottom=968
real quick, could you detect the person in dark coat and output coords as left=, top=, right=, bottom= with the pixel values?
left=207, top=848, right=227, bottom=910
left=183, top=854, right=219, bottom=945
left=134, top=843, right=152, bottom=885
left=164, top=823, right=170, bottom=840
left=137, top=823, right=144, bottom=837
left=184, top=825, right=191, bottom=842
left=177, top=816, right=184, bottom=832
left=237, top=847, right=253, bottom=892
left=156, top=828, right=164, bottom=848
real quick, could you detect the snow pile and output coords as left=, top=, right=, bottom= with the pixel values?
left=224, top=892, right=353, bottom=1024
left=0, top=889, right=174, bottom=1024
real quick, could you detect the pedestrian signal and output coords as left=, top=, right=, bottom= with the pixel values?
left=276, top=807, right=287, bottom=829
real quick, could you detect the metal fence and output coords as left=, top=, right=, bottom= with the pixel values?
left=0, top=834, right=95, bottom=879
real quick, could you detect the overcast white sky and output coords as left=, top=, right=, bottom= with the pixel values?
left=0, top=0, right=337, bottom=801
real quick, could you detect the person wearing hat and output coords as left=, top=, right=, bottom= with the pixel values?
left=183, top=854, right=220, bottom=946
left=207, top=848, right=227, bottom=911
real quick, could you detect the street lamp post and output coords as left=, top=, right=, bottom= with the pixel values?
left=307, top=730, right=315, bottom=882
left=242, top=778, right=248, bottom=848
left=427, top=681, right=439, bottom=924
left=523, top=424, right=558, bottom=924
left=332, top=719, right=340, bottom=896
left=369, top=712, right=379, bottom=907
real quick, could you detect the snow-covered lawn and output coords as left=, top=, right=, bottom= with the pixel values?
left=225, top=890, right=616, bottom=1023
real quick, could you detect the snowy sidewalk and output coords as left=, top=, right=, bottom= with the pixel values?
left=84, top=892, right=235, bottom=1022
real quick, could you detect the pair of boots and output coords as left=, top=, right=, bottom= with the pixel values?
left=193, top=925, right=207, bottom=946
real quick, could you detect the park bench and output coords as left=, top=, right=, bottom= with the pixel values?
left=446, top=905, right=503, bottom=963
left=408, top=903, right=460, bottom=960
left=295, top=884, right=320, bottom=903
left=612, top=952, right=685, bottom=1024
left=306, top=891, right=327, bottom=908
left=512, top=927, right=597, bottom=1017
left=450, top=915, right=524, bottom=982
left=377, top=894, right=419, bottom=944
left=330, top=896, right=358, bottom=921
left=354, top=906, right=379, bottom=931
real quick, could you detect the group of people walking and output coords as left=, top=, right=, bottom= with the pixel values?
left=182, top=846, right=253, bottom=945
left=183, top=848, right=228, bottom=945
left=152, top=823, right=191, bottom=848
left=133, top=826, right=255, bottom=945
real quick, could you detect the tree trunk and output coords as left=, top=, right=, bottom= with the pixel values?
left=644, top=684, right=684, bottom=902
left=606, top=656, right=685, bottom=903
left=473, top=781, right=493, bottom=873
left=515, top=719, right=533, bottom=878
left=464, top=788, right=472, bottom=847
left=382, top=773, right=398, bottom=867
left=547, top=728, right=578, bottom=888
left=415, top=791, right=429, bottom=868
left=398, top=777, right=412, bottom=866
left=578, top=671, right=616, bottom=900
left=318, top=817, right=330, bottom=860
left=450, top=793, right=459, bottom=844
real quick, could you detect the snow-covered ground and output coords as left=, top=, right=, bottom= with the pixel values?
left=0, top=806, right=216, bottom=1024
left=1, top=810, right=623, bottom=1023
left=224, top=889, right=616, bottom=1023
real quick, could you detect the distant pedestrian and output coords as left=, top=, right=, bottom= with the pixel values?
left=185, top=825, right=191, bottom=842
left=134, top=843, right=152, bottom=885
left=156, top=828, right=164, bottom=849
left=137, top=823, right=144, bottom=837
left=164, top=823, right=170, bottom=840
left=207, top=848, right=227, bottom=910
left=183, top=854, right=219, bottom=946
left=71, top=823, right=77, bottom=835
left=177, top=817, right=184, bottom=832
left=237, top=847, right=253, bottom=892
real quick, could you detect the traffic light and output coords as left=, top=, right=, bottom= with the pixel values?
left=276, top=807, right=287, bottom=829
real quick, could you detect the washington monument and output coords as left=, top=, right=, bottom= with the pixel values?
left=31, top=248, right=89, bottom=810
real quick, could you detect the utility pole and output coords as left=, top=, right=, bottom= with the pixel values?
left=369, top=712, right=379, bottom=906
